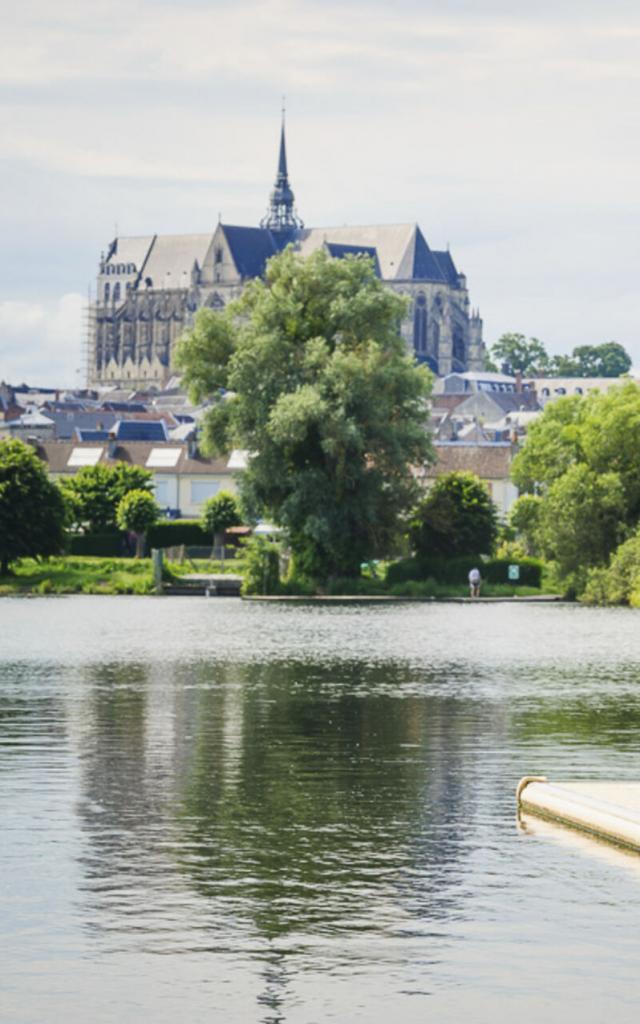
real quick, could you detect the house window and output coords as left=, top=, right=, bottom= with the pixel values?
left=104, top=283, right=110, bottom=302
left=190, top=480, right=220, bottom=505
left=154, top=479, right=171, bottom=505
left=214, top=247, right=223, bottom=264
left=113, top=283, right=121, bottom=303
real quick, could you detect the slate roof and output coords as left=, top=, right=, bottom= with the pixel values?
left=296, top=224, right=450, bottom=283
left=42, top=411, right=119, bottom=439
left=432, top=250, right=459, bottom=286
left=222, top=225, right=279, bottom=278
left=325, top=242, right=381, bottom=275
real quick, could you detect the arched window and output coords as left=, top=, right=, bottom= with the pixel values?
left=104, top=282, right=110, bottom=303
left=413, top=293, right=427, bottom=354
left=113, top=283, right=121, bottom=303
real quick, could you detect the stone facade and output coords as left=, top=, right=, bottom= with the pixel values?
left=88, top=125, right=484, bottom=389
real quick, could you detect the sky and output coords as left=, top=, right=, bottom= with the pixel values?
left=1, top=0, right=640, bottom=385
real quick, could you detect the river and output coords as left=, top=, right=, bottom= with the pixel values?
left=2, top=597, right=640, bottom=1023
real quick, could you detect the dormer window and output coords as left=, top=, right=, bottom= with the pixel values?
left=214, top=247, right=224, bottom=265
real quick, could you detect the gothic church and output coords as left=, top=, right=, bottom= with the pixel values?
left=89, top=122, right=484, bottom=388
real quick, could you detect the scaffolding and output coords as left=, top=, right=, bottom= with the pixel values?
left=81, top=285, right=96, bottom=388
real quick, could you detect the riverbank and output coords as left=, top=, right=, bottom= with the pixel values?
left=0, top=556, right=557, bottom=600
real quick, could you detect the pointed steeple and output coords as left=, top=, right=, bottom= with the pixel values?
left=260, top=107, right=304, bottom=236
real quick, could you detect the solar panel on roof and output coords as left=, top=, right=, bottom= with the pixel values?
left=146, top=447, right=182, bottom=468
left=114, top=420, right=167, bottom=441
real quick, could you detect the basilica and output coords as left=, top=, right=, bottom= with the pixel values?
left=89, top=122, right=484, bottom=388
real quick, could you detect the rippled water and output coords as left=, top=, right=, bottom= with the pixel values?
left=2, top=597, right=640, bottom=1023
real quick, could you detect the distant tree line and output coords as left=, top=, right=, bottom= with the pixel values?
left=485, top=333, right=632, bottom=378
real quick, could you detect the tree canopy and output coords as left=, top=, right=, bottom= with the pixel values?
left=409, top=471, right=498, bottom=559
left=510, top=381, right=640, bottom=588
left=177, top=248, right=433, bottom=581
left=488, top=334, right=631, bottom=379
left=116, top=489, right=159, bottom=556
left=0, top=439, right=67, bottom=573
left=61, top=462, right=153, bottom=533
left=200, top=491, right=242, bottom=545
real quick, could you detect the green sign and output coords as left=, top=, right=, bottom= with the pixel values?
left=508, top=564, right=520, bottom=581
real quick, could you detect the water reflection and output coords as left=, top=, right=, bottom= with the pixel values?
left=4, top=600, right=640, bottom=1023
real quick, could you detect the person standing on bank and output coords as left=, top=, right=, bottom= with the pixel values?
left=468, top=566, right=481, bottom=598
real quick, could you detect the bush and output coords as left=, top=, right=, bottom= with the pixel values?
left=409, top=471, right=498, bottom=559
left=146, top=520, right=211, bottom=549
left=582, top=529, right=640, bottom=606
left=241, top=536, right=281, bottom=595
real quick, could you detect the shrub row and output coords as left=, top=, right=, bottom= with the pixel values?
left=147, top=520, right=211, bottom=548
left=67, top=533, right=124, bottom=557
left=386, top=555, right=543, bottom=588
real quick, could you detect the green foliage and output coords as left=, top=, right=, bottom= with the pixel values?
left=490, top=333, right=549, bottom=375
left=176, top=247, right=433, bottom=581
left=511, top=395, right=586, bottom=493
left=147, top=519, right=211, bottom=548
left=536, top=464, right=625, bottom=577
left=60, top=462, right=152, bottom=532
left=508, top=494, right=544, bottom=555
left=582, top=529, right=640, bottom=607
left=0, top=556, right=155, bottom=595
left=489, top=333, right=631, bottom=379
left=386, top=553, right=543, bottom=588
left=548, top=342, right=631, bottom=378
left=511, top=381, right=640, bottom=594
left=200, top=490, right=242, bottom=538
left=116, top=489, right=159, bottom=533
left=409, top=471, right=498, bottom=560
left=240, top=536, right=281, bottom=595
left=0, top=438, right=67, bottom=572
left=67, top=532, right=123, bottom=557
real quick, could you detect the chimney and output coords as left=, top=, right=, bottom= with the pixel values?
left=515, top=371, right=523, bottom=393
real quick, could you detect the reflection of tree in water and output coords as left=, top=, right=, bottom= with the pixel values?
left=513, top=687, right=640, bottom=751
left=74, top=662, right=157, bottom=906
left=173, top=659, right=479, bottom=941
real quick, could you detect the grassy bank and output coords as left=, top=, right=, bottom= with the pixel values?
left=0, top=557, right=156, bottom=595
left=0, top=556, right=551, bottom=600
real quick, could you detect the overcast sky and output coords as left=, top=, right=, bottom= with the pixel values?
left=2, top=0, right=640, bottom=385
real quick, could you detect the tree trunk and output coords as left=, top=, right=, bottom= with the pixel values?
left=135, top=533, right=144, bottom=558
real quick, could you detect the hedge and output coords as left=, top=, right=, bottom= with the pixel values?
left=146, top=520, right=210, bottom=548
left=67, top=533, right=124, bottom=557
left=386, top=555, right=543, bottom=588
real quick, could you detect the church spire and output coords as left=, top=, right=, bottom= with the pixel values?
left=261, top=107, right=304, bottom=235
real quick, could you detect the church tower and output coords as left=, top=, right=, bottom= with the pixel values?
left=260, top=112, right=304, bottom=238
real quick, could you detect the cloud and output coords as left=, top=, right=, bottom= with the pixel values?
left=0, top=294, right=84, bottom=387
left=1, top=0, right=640, bottom=370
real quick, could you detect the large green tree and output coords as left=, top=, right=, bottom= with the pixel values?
left=177, top=248, right=433, bottom=581
left=61, top=462, right=153, bottom=533
left=0, top=439, right=67, bottom=573
left=511, top=380, right=640, bottom=589
left=490, top=333, right=549, bottom=375
left=409, top=471, right=498, bottom=559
